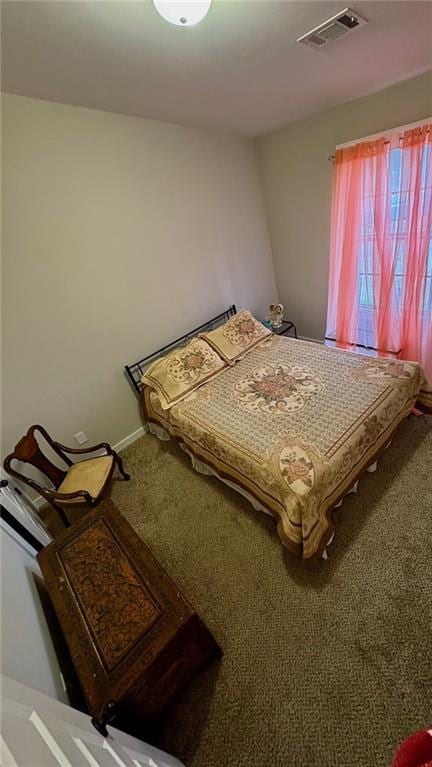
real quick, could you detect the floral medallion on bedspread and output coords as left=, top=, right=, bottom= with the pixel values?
left=143, top=335, right=428, bottom=558
left=352, top=358, right=432, bottom=410
left=234, top=363, right=323, bottom=414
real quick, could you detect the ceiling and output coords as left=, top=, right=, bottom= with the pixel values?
left=2, top=0, right=431, bottom=136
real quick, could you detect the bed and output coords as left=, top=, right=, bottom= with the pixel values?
left=125, top=306, right=431, bottom=560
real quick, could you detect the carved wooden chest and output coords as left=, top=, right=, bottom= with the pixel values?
left=37, top=500, right=221, bottom=737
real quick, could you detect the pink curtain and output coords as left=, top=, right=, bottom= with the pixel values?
left=326, top=124, right=432, bottom=380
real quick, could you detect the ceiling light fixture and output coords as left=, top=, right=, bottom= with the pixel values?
left=153, top=0, right=212, bottom=26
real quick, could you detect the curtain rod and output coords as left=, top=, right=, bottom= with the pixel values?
left=328, top=122, right=431, bottom=162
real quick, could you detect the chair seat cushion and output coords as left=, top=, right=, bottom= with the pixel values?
left=58, top=455, right=114, bottom=503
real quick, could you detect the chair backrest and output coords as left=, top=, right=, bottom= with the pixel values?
left=4, top=426, right=67, bottom=490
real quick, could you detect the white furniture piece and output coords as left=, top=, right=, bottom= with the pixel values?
left=1, top=675, right=184, bottom=767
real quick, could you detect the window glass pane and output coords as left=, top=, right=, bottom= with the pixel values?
left=390, top=148, right=402, bottom=192
left=357, top=146, right=432, bottom=318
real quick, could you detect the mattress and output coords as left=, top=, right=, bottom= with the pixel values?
left=141, top=335, right=429, bottom=559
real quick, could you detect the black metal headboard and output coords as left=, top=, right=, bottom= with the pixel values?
left=125, top=304, right=237, bottom=396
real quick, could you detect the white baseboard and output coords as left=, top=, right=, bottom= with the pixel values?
left=29, top=426, right=146, bottom=510
left=298, top=334, right=323, bottom=344
left=113, top=426, right=146, bottom=453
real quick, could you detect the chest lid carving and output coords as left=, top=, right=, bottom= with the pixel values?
left=59, top=519, right=161, bottom=670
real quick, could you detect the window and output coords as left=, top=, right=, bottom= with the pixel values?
left=326, top=122, right=432, bottom=378
left=358, top=146, right=432, bottom=310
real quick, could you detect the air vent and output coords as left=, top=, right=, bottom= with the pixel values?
left=297, top=8, right=367, bottom=49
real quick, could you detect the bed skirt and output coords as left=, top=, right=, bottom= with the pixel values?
left=144, top=421, right=386, bottom=561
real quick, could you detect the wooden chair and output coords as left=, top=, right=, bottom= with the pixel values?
left=3, top=425, right=130, bottom=528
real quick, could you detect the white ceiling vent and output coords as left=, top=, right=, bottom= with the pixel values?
left=297, top=8, right=367, bottom=49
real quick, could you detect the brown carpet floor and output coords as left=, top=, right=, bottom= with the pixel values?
left=106, top=415, right=432, bottom=767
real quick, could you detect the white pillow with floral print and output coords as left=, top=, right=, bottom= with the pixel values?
left=200, top=309, right=271, bottom=365
left=141, top=338, right=226, bottom=409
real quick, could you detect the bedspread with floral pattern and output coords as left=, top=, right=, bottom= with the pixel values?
left=142, top=336, right=430, bottom=559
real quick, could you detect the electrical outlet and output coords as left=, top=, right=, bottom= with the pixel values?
left=74, top=431, right=88, bottom=445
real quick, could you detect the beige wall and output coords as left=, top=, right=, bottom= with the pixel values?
left=256, top=71, right=432, bottom=341
left=2, top=94, right=276, bottom=456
